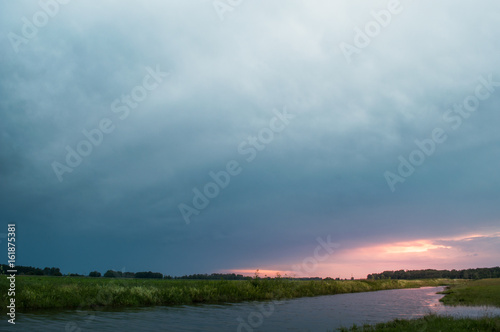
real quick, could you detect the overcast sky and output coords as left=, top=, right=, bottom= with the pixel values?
left=1, top=0, right=499, bottom=278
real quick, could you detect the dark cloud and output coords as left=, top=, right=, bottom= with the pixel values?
left=1, top=0, right=499, bottom=276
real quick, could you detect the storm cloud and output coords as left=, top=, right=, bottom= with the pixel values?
left=1, top=0, right=499, bottom=278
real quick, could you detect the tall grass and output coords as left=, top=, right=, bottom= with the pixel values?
left=338, top=314, right=500, bottom=332
left=0, top=276, right=455, bottom=310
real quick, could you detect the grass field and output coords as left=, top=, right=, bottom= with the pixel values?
left=338, top=314, right=500, bottom=332
left=341, top=278, right=500, bottom=331
left=439, top=278, right=500, bottom=307
left=0, top=276, right=453, bottom=310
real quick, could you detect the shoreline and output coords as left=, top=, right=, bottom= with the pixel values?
left=1, top=276, right=457, bottom=311
left=341, top=278, right=500, bottom=331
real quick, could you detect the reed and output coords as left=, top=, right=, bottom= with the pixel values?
left=0, top=276, right=455, bottom=310
left=339, top=314, right=500, bottom=332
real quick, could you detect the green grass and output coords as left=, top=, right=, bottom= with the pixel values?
left=0, top=276, right=453, bottom=311
left=439, top=278, right=500, bottom=307
left=338, top=314, right=500, bottom=332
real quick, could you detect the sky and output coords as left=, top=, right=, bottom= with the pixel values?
left=0, top=0, right=499, bottom=279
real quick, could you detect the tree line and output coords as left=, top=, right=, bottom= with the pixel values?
left=5, top=264, right=500, bottom=280
left=367, top=267, right=500, bottom=280
left=102, top=271, right=249, bottom=280
left=102, top=270, right=164, bottom=279
left=0, top=264, right=62, bottom=276
left=0, top=265, right=247, bottom=280
left=0, top=265, right=165, bottom=279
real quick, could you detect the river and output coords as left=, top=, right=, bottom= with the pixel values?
left=4, top=286, right=500, bottom=331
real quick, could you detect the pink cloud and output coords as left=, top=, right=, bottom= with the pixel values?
left=221, top=230, right=500, bottom=279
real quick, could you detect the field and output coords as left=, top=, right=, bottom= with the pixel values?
left=0, top=276, right=453, bottom=311
left=439, top=278, right=500, bottom=307
left=341, top=278, right=500, bottom=331
left=339, top=314, right=500, bottom=332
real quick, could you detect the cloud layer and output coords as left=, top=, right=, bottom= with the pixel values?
left=1, top=0, right=499, bottom=277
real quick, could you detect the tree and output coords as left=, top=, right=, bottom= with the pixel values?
left=104, top=270, right=122, bottom=278
left=89, top=271, right=101, bottom=277
left=42, top=267, right=62, bottom=276
left=51, top=267, right=62, bottom=276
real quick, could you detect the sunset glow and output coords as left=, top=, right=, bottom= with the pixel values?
left=382, top=242, right=451, bottom=254
left=224, top=230, right=500, bottom=279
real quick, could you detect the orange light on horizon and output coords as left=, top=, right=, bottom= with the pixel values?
left=382, top=241, right=451, bottom=254
left=219, top=230, right=500, bottom=279
left=219, top=269, right=289, bottom=277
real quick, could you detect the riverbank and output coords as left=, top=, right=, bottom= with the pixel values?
left=340, top=278, right=500, bottom=331
left=0, top=276, right=455, bottom=310
left=439, top=278, right=500, bottom=307
left=339, top=314, right=500, bottom=331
